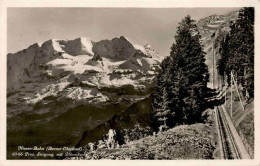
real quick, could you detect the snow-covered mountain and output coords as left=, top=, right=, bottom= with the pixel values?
left=8, top=36, right=161, bottom=102
left=7, top=36, right=162, bottom=142
left=7, top=36, right=162, bottom=158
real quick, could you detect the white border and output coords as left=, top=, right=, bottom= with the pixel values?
left=0, top=0, right=259, bottom=166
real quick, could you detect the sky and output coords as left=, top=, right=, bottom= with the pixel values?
left=7, top=8, right=239, bottom=57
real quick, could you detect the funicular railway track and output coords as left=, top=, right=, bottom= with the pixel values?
left=210, top=87, right=251, bottom=159
left=215, top=106, right=240, bottom=159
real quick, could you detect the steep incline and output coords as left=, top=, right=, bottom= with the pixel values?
left=197, top=10, right=254, bottom=158
left=197, top=10, right=239, bottom=86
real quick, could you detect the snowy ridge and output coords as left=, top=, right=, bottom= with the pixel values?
left=65, top=37, right=94, bottom=56
left=7, top=36, right=162, bottom=118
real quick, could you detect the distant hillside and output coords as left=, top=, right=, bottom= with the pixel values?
left=197, top=10, right=239, bottom=87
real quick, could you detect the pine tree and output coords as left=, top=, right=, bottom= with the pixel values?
left=217, top=7, right=254, bottom=98
left=172, top=15, right=209, bottom=124
left=152, top=87, right=171, bottom=130
left=218, top=35, right=229, bottom=80
left=151, top=15, right=209, bottom=130
left=239, top=7, right=254, bottom=98
left=151, top=56, right=173, bottom=130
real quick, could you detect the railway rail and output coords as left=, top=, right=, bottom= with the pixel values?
left=215, top=106, right=250, bottom=159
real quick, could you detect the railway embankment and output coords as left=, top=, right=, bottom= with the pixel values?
left=222, top=88, right=254, bottom=158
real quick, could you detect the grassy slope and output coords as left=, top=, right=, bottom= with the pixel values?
left=82, top=123, right=217, bottom=160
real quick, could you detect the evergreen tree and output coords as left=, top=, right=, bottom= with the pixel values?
left=151, top=56, right=173, bottom=130
left=151, top=15, right=209, bottom=130
left=217, top=7, right=254, bottom=98
left=218, top=34, right=230, bottom=80
left=172, top=15, right=209, bottom=124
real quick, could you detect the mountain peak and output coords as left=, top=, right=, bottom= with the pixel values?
left=76, top=37, right=93, bottom=41
left=144, top=44, right=151, bottom=49
left=119, top=36, right=131, bottom=42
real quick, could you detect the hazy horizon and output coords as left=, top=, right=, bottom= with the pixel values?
left=8, top=7, right=239, bottom=56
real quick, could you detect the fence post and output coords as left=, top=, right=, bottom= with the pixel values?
left=231, top=71, right=245, bottom=111
left=231, top=71, right=232, bottom=118
left=225, top=87, right=227, bottom=106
